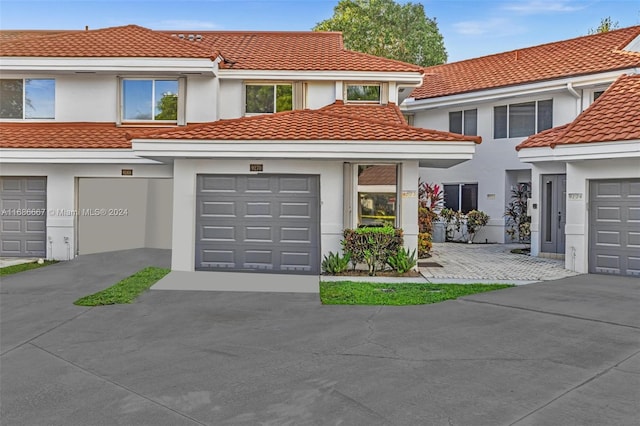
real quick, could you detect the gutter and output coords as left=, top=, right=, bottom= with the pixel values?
left=566, top=82, right=581, bottom=116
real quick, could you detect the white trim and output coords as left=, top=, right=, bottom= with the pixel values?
left=403, top=69, right=638, bottom=110
left=0, top=148, right=164, bottom=164
left=218, top=69, right=423, bottom=84
left=0, top=57, right=217, bottom=74
left=518, top=140, right=640, bottom=162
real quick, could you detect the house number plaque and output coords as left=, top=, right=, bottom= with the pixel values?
left=250, top=164, right=264, bottom=172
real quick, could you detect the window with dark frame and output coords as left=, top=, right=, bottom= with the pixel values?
left=443, top=183, right=478, bottom=214
left=494, top=99, right=553, bottom=138
left=449, top=109, right=477, bottom=136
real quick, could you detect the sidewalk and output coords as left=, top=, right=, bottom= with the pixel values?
left=420, top=242, right=581, bottom=282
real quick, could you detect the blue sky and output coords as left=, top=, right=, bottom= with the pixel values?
left=1, top=0, right=639, bottom=62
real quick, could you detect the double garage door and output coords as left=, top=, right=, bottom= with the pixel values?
left=590, top=179, right=640, bottom=276
left=196, top=174, right=320, bottom=274
left=0, top=177, right=47, bottom=257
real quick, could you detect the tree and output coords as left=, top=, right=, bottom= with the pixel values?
left=155, top=92, right=178, bottom=120
left=313, top=0, right=447, bottom=67
left=588, top=16, right=620, bottom=34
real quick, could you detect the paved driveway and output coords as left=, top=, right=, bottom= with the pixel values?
left=1, top=249, right=639, bottom=426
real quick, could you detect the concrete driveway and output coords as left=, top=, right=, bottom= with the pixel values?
left=1, top=249, right=639, bottom=426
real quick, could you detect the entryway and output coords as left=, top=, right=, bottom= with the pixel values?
left=540, top=174, right=566, bottom=255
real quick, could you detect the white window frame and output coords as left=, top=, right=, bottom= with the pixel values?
left=344, top=82, right=385, bottom=104
left=118, top=77, right=185, bottom=125
left=354, top=163, right=400, bottom=227
left=243, top=82, right=294, bottom=116
left=0, top=78, right=55, bottom=120
left=494, top=99, right=552, bottom=139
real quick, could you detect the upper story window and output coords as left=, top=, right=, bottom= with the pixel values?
left=494, top=99, right=552, bottom=138
left=593, top=90, right=605, bottom=101
left=121, top=79, right=180, bottom=122
left=0, top=78, right=55, bottom=119
left=245, top=83, right=292, bottom=114
left=346, top=84, right=381, bottom=103
left=449, top=109, right=477, bottom=136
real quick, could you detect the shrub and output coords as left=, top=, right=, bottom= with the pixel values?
left=386, top=247, right=417, bottom=274
left=466, top=210, right=490, bottom=242
left=440, top=208, right=463, bottom=241
left=418, top=181, right=443, bottom=235
left=418, top=232, right=433, bottom=258
left=505, top=182, right=531, bottom=243
left=342, top=225, right=403, bottom=276
left=321, top=251, right=351, bottom=275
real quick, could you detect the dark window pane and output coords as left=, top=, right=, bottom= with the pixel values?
left=509, top=101, right=535, bottom=137
left=464, top=109, right=477, bottom=136
left=275, top=84, right=292, bottom=112
left=537, top=99, right=553, bottom=132
left=0, top=79, right=23, bottom=119
left=154, top=80, right=178, bottom=120
left=593, top=91, right=604, bottom=101
left=123, top=80, right=153, bottom=120
left=449, top=111, right=462, bottom=134
left=444, top=184, right=460, bottom=211
left=461, top=184, right=478, bottom=214
left=347, top=85, right=380, bottom=102
left=246, top=85, right=275, bottom=114
left=494, top=106, right=507, bottom=139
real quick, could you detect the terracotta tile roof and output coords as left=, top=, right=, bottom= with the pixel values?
left=163, top=30, right=422, bottom=72
left=129, top=104, right=481, bottom=143
left=517, top=74, right=640, bottom=150
left=411, top=26, right=640, bottom=100
left=358, top=165, right=397, bottom=185
left=0, top=122, right=171, bottom=149
left=0, top=30, right=75, bottom=43
left=319, top=101, right=407, bottom=125
left=0, top=25, right=215, bottom=58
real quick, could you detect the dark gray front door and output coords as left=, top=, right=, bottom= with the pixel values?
left=541, top=174, right=566, bottom=254
left=0, top=177, right=47, bottom=257
left=589, top=179, right=640, bottom=276
left=195, top=174, right=320, bottom=274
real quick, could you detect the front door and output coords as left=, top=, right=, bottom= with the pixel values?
left=541, top=174, right=566, bottom=254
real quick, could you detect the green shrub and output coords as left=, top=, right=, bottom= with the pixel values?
left=466, top=210, right=490, bottom=242
left=386, top=247, right=417, bottom=274
left=321, top=251, right=351, bottom=274
left=418, top=232, right=432, bottom=258
left=342, top=225, right=403, bottom=276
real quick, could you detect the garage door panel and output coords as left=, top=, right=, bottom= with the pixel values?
left=201, top=201, right=236, bottom=217
left=200, top=176, right=238, bottom=192
left=196, top=174, right=319, bottom=275
left=590, top=179, right=640, bottom=276
left=201, top=225, right=236, bottom=242
left=0, top=177, right=46, bottom=257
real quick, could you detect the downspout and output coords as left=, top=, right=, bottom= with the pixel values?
left=566, top=82, right=581, bottom=116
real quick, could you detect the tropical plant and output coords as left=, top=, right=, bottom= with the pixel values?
left=465, top=210, right=490, bottom=242
left=386, top=247, right=417, bottom=274
left=321, top=251, right=351, bottom=275
left=440, top=208, right=463, bottom=241
left=418, top=232, right=432, bottom=258
left=505, top=182, right=531, bottom=243
left=342, top=225, right=403, bottom=275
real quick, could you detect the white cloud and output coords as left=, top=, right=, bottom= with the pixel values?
left=151, top=20, right=220, bottom=30
left=503, top=1, right=584, bottom=14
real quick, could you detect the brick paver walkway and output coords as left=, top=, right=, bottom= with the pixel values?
left=420, top=243, right=581, bottom=281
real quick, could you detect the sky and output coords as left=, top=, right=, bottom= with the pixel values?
left=1, top=0, right=639, bottom=62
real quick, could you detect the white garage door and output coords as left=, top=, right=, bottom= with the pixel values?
left=589, top=179, right=640, bottom=276
left=0, top=177, right=47, bottom=257
left=195, top=174, right=320, bottom=274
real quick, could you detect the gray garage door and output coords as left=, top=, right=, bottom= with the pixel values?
left=589, top=179, right=640, bottom=276
left=0, top=177, right=47, bottom=257
left=196, top=174, right=320, bottom=274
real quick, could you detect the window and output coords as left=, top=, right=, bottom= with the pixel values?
left=0, top=79, right=55, bottom=119
left=121, top=79, right=179, bottom=122
left=593, top=90, right=605, bottom=101
left=245, top=83, right=292, bottom=114
left=494, top=100, right=552, bottom=138
left=357, top=164, right=397, bottom=226
left=444, top=183, right=478, bottom=214
left=346, top=84, right=381, bottom=103
left=449, top=109, right=477, bottom=135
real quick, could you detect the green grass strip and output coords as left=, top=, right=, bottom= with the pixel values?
left=74, top=266, right=170, bottom=306
left=320, top=281, right=514, bottom=305
left=0, top=260, right=58, bottom=276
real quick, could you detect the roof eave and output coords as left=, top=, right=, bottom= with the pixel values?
left=517, top=140, right=640, bottom=163
left=0, top=57, right=217, bottom=74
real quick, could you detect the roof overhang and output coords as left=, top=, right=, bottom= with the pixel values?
left=518, top=140, right=640, bottom=163
left=0, top=148, right=163, bottom=164
left=217, top=69, right=423, bottom=85
left=0, top=57, right=218, bottom=75
left=403, top=69, right=639, bottom=111
left=131, top=139, right=476, bottom=168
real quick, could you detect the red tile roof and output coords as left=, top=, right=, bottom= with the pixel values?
left=0, top=30, right=75, bottom=43
left=320, top=101, right=407, bottom=125
left=128, top=104, right=481, bottom=143
left=163, top=30, right=422, bottom=72
left=0, top=122, right=171, bottom=149
left=0, top=25, right=215, bottom=58
left=411, top=26, right=640, bottom=100
left=517, top=74, right=640, bottom=150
